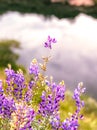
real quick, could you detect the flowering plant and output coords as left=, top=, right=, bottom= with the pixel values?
left=0, top=36, right=85, bottom=130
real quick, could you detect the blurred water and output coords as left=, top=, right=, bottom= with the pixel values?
left=0, top=11, right=97, bottom=99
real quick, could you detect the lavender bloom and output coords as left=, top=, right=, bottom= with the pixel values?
left=0, top=81, right=16, bottom=119
left=73, top=82, right=86, bottom=113
left=0, top=80, right=4, bottom=115
left=12, top=72, right=25, bottom=100
left=10, top=102, right=35, bottom=130
left=38, top=82, right=65, bottom=129
left=5, top=68, right=26, bottom=100
left=0, top=80, right=3, bottom=93
left=13, top=71, right=25, bottom=86
left=5, top=66, right=35, bottom=102
left=5, top=67, right=15, bottom=86
left=50, top=115, right=61, bottom=130
left=53, top=84, right=65, bottom=101
left=24, top=88, right=33, bottom=102
left=44, top=35, right=57, bottom=49
left=20, top=108, right=35, bottom=130
left=28, top=81, right=35, bottom=89
left=62, top=83, right=85, bottom=130
left=24, top=81, right=35, bottom=102
left=38, top=83, right=65, bottom=130
left=39, top=92, right=58, bottom=116
left=62, top=117, right=79, bottom=130
left=1, top=96, right=16, bottom=119
left=29, top=59, right=39, bottom=77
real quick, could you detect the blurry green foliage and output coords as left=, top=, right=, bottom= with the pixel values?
left=0, top=0, right=97, bottom=18
left=94, top=0, right=97, bottom=4
left=0, top=40, right=26, bottom=72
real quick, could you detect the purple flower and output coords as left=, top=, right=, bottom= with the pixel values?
left=0, top=95, right=16, bottom=119
left=73, top=82, right=86, bottom=113
left=44, top=36, right=57, bottom=49
left=5, top=65, right=36, bottom=103
left=50, top=115, right=61, bottom=130
left=62, top=117, right=79, bottom=130
left=20, top=108, right=35, bottom=130
left=5, top=67, right=26, bottom=100
left=24, top=81, right=35, bottom=102
left=29, top=59, right=39, bottom=77
left=38, top=82, right=65, bottom=120
left=61, top=83, right=85, bottom=130
left=38, top=88, right=62, bottom=129
left=0, top=80, right=16, bottom=119
left=0, top=80, right=3, bottom=93
left=5, top=67, right=15, bottom=86
left=24, top=88, right=33, bottom=102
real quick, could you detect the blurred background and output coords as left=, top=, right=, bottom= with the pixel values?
left=0, top=0, right=97, bottom=129
left=0, top=0, right=97, bottom=99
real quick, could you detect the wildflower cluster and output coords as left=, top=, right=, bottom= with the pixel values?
left=0, top=36, right=85, bottom=130
left=44, top=35, right=57, bottom=49
left=62, top=82, right=85, bottom=130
